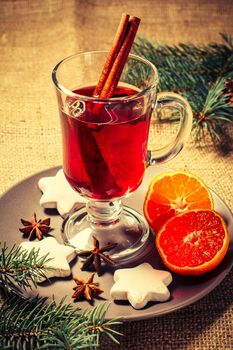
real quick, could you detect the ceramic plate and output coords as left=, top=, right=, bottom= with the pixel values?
left=0, top=166, right=232, bottom=321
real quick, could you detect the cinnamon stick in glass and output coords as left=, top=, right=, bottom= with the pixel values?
left=93, top=14, right=140, bottom=98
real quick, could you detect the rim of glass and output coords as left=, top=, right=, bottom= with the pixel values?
left=52, top=50, right=159, bottom=102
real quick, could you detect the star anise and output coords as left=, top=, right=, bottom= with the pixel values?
left=77, top=236, right=117, bottom=276
left=72, top=273, right=103, bottom=301
left=19, top=213, right=52, bottom=240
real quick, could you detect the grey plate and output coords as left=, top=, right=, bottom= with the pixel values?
left=0, top=166, right=233, bottom=321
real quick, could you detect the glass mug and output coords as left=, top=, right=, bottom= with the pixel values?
left=52, top=51, right=193, bottom=263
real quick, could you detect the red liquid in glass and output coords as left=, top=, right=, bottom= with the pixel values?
left=60, top=85, right=152, bottom=200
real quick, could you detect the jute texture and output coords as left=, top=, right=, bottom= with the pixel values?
left=0, top=1, right=233, bottom=349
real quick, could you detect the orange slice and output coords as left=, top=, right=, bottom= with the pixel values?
left=156, top=209, right=230, bottom=275
left=143, top=170, right=213, bottom=233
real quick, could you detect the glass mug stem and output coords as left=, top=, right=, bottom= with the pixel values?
left=86, top=199, right=122, bottom=226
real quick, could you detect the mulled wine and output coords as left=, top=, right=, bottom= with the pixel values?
left=60, top=85, right=152, bottom=200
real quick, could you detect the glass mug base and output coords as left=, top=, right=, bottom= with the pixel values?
left=61, top=202, right=150, bottom=264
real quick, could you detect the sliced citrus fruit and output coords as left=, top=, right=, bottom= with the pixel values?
left=143, top=170, right=213, bottom=233
left=156, top=209, right=230, bottom=275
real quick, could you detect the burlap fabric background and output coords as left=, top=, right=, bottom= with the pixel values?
left=0, top=1, right=233, bottom=349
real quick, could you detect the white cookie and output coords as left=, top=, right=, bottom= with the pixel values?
left=19, top=237, right=76, bottom=281
left=110, top=263, right=172, bottom=309
left=38, top=169, right=86, bottom=217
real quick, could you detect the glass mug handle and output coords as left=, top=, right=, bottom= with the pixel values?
left=147, top=91, right=193, bottom=165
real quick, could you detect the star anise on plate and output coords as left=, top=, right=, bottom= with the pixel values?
left=19, top=213, right=52, bottom=240
left=77, top=236, right=117, bottom=276
left=72, top=273, right=103, bottom=301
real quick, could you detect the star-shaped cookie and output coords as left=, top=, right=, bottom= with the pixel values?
left=110, top=263, right=172, bottom=309
left=19, top=237, right=76, bottom=281
left=38, top=169, right=86, bottom=217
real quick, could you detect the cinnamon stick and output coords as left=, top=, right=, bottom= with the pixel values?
left=93, top=14, right=140, bottom=98
left=78, top=14, right=140, bottom=195
left=92, top=13, right=130, bottom=98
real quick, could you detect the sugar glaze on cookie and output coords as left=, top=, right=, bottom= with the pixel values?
left=38, top=169, right=86, bottom=217
left=19, top=237, right=76, bottom=281
left=110, top=263, right=172, bottom=309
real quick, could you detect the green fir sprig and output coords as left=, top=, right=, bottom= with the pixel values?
left=132, top=33, right=233, bottom=150
left=0, top=297, right=121, bottom=349
left=0, top=243, right=122, bottom=349
left=0, top=243, right=52, bottom=295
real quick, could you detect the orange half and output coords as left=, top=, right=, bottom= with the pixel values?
left=143, top=170, right=214, bottom=233
left=156, top=209, right=230, bottom=275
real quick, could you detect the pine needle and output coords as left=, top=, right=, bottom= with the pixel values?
left=0, top=296, right=122, bottom=349
left=0, top=243, right=122, bottom=349
left=0, top=243, right=53, bottom=295
left=132, top=34, right=233, bottom=148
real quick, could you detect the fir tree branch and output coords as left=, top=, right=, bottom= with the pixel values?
left=0, top=297, right=122, bottom=349
left=84, top=303, right=122, bottom=346
left=0, top=243, right=53, bottom=295
left=194, top=78, right=233, bottom=142
left=0, top=243, right=122, bottom=348
left=132, top=34, right=233, bottom=147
